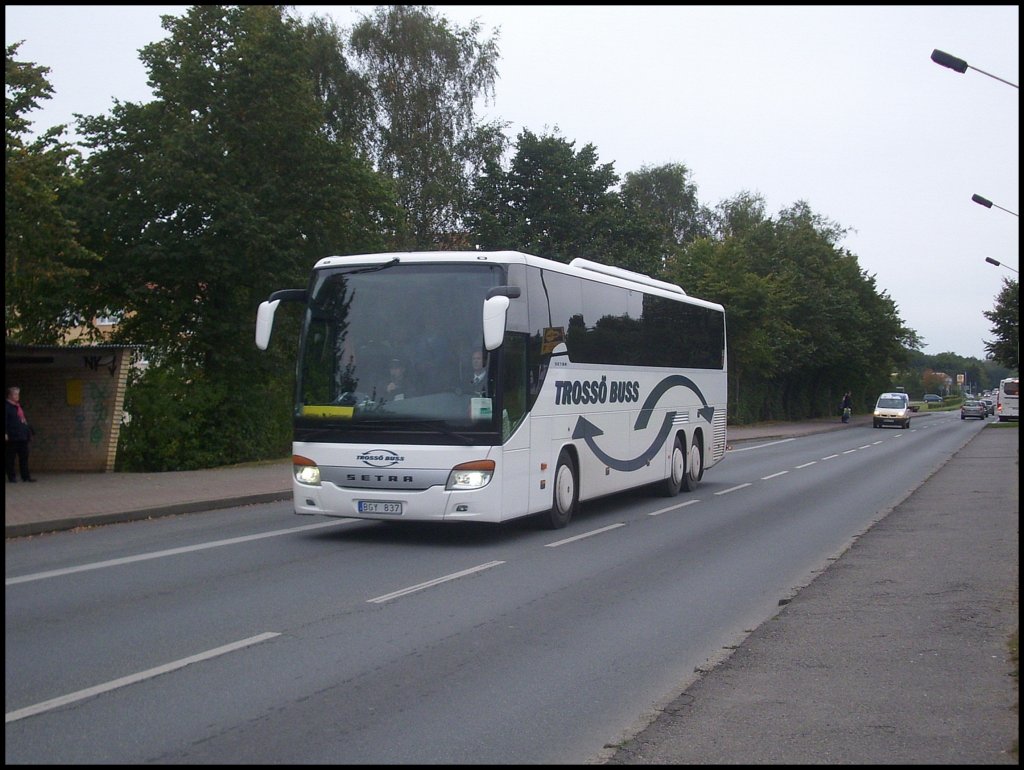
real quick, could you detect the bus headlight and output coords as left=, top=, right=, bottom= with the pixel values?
left=293, top=455, right=321, bottom=486
left=446, top=460, right=495, bottom=490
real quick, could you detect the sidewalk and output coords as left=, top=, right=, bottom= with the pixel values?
left=4, top=415, right=869, bottom=539
left=4, top=458, right=294, bottom=539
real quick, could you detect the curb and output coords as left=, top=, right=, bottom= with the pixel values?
left=5, top=492, right=292, bottom=539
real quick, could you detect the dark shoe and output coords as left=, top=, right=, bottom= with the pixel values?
left=23, top=478, right=36, bottom=483
left=7, top=478, right=16, bottom=483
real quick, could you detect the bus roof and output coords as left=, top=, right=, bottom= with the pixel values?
left=312, top=251, right=725, bottom=312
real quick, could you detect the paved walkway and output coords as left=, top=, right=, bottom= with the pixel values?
left=4, top=459, right=293, bottom=538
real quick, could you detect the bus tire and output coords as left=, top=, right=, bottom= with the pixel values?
left=661, top=435, right=685, bottom=497
left=542, top=451, right=578, bottom=530
left=681, top=435, right=703, bottom=493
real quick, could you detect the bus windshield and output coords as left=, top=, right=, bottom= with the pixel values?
left=296, top=262, right=506, bottom=437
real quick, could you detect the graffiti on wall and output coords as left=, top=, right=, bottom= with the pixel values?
left=83, top=354, right=118, bottom=376
left=88, top=381, right=109, bottom=445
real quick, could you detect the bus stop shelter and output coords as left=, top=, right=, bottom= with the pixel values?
left=5, top=344, right=137, bottom=472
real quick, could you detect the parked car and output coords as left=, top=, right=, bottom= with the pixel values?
left=873, top=392, right=912, bottom=429
left=922, top=394, right=943, bottom=404
left=960, top=400, right=987, bottom=420
left=980, top=398, right=996, bottom=416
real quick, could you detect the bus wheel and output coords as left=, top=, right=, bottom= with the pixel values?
left=681, top=437, right=703, bottom=493
left=661, top=435, right=685, bottom=497
left=543, top=451, right=578, bottom=529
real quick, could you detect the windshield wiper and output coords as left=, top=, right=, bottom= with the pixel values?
left=342, top=257, right=401, bottom=276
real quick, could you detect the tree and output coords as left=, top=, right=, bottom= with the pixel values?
left=69, top=5, right=399, bottom=469
left=668, top=193, right=802, bottom=421
left=348, top=5, right=503, bottom=248
left=468, top=128, right=640, bottom=263
left=921, top=368, right=949, bottom=395
left=620, top=163, right=709, bottom=253
left=5, top=42, right=98, bottom=343
left=302, top=12, right=376, bottom=151
left=669, top=194, right=917, bottom=422
left=983, top=277, right=1019, bottom=370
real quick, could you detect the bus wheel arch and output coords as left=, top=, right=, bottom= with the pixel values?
left=541, top=446, right=579, bottom=530
left=681, top=429, right=704, bottom=493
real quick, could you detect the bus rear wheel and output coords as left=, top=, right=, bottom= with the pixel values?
left=541, top=451, right=577, bottom=529
left=681, top=436, right=703, bottom=493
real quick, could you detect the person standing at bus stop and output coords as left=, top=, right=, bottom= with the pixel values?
left=5, top=386, right=36, bottom=482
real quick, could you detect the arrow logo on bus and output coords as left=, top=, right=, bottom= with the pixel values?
left=634, top=374, right=714, bottom=429
left=573, top=412, right=677, bottom=472
left=571, top=374, right=715, bottom=473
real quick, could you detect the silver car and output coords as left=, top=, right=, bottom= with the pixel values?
left=980, top=398, right=995, bottom=416
left=960, top=400, right=987, bottom=420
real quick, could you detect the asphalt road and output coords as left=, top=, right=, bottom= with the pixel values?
left=5, top=416, right=1018, bottom=763
left=602, top=423, right=1019, bottom=764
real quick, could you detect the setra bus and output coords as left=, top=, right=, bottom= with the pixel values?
left=255, top=251, right=727, bottom=528
left=996, top=376, right=1019, bottom=422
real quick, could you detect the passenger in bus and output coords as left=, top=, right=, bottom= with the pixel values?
left=385, top=358, right=412, bottom=400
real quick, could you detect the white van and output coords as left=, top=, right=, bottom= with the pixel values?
left=873, top=392, right=912, bottom=429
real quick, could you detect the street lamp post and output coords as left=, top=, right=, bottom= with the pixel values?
left=931, top=49, right=1019, bottom=89
left=972, top=194, right=1019, bottom=218
left=985, top=257, right=1019, bottom=275
left=983, top=258, right=1020, bottom=369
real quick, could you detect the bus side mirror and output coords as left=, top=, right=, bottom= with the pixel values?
left=482, top=295, right=510, bottom=351
left=255, top=288, right=306, bottom=350
left=255, top=299, right=280, bottom=350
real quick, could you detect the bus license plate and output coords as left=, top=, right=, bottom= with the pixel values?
left=358, top=501, right=403, bottom=514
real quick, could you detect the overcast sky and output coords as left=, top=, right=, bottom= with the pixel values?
left=6, top=5, right=1019, bottom=361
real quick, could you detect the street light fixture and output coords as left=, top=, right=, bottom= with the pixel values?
left=972, top=194, right=1019, bottom=218
left=931, top=49, right=1019, bottom=89
left=985, top=257, right=1019, bottom=274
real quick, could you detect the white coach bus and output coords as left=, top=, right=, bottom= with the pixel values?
left=256, top=251, right=727, bottom=528
left=996, top=376, right=1019, bottom=422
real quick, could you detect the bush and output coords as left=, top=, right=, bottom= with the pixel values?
left=117, top=364, right=291, bottom=471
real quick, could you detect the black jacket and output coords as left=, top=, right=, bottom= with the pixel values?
left=5, top=400, right=32, bottom=441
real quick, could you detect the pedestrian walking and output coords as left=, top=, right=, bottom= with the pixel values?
left=5, top=386, right=36, bottom=482
left=841, top=390, right=853, bottom=424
